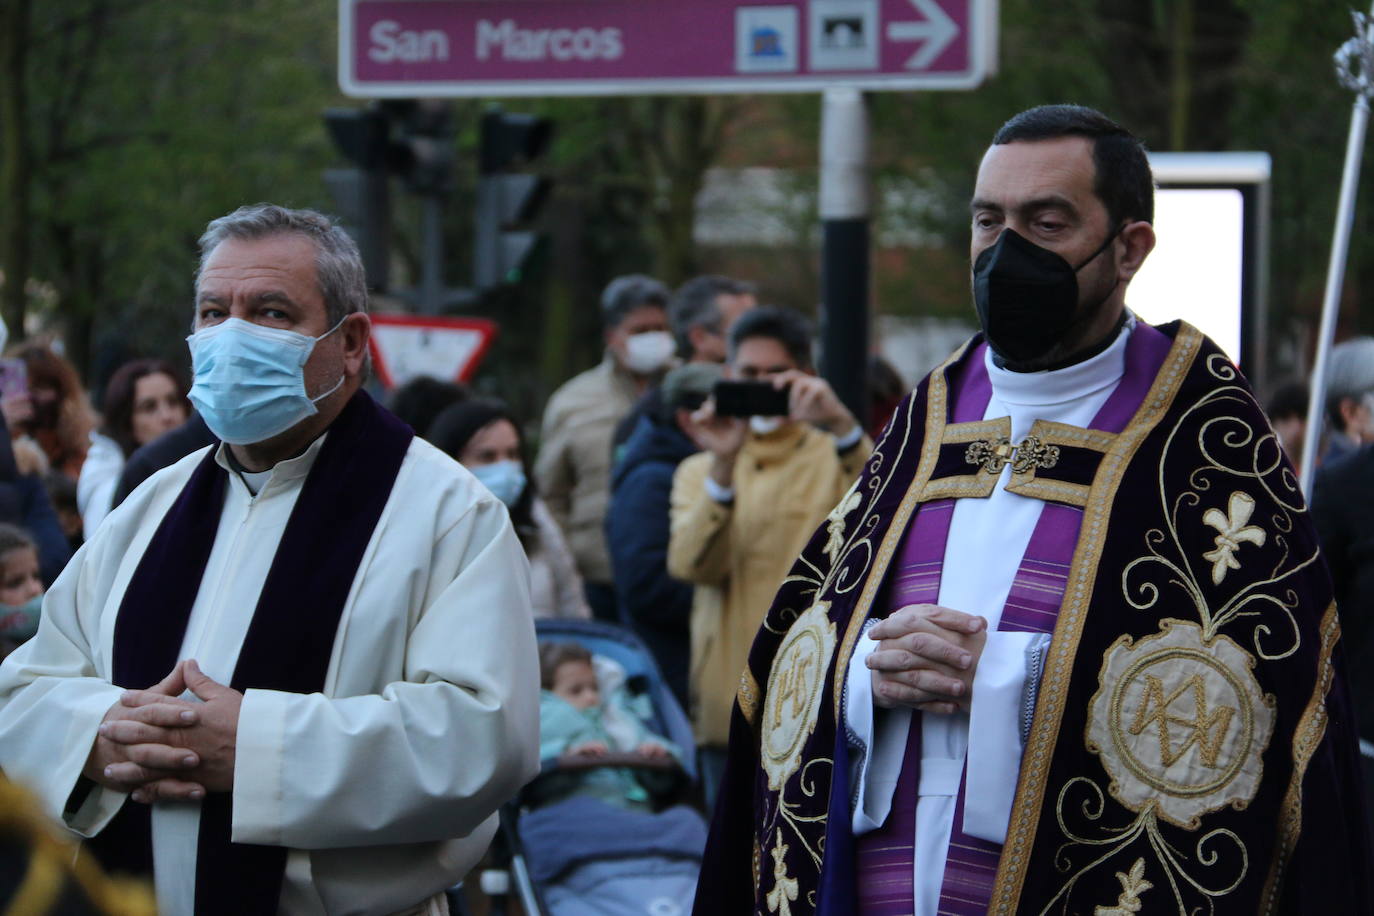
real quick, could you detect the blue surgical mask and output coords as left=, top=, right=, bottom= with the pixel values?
left=470, top=460, right=526, bottom=508
left=186, top=317, right=345, bottom=445
left=0, top=592, right=43, bottom=643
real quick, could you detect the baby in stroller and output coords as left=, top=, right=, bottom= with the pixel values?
left=481, top=621, right=706, bottom=916
left=538, top=641, right=681, bottom=810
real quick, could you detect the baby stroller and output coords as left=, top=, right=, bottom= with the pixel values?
left=479, top=619, right=707, bottom=916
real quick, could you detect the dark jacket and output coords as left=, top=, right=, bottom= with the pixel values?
left=0, top=414, right=69, bottom=586
left=606, top=413, right=699, bottom=708
left=110, top=414, right=216, bottom=510
left=1313, top=444, right=1374, bottom=740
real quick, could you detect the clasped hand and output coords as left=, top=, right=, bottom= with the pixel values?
left=83, top=659, right=242, bottom=804
left=867, top=604, right=987, bottom=714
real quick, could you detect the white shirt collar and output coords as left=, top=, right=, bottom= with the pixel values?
left=214, top=431, right=329, bottom=494
left=985, top=314, right=1136, bottom=410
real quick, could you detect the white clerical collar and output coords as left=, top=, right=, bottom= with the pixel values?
left=986, top=314, right=1136, bottom=409
left=214, top=431, right=330, bottom=494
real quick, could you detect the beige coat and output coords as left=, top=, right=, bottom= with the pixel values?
left=527, top=498, right=592, bottom=619
left=535, top=355, right=641, bottom=585
left=668, top=423, right=871, bottom=746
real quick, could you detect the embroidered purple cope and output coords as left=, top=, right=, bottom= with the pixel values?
left=853, top=325, right=1170, bottom=915
left=691, top=322, right=1372, bottom=916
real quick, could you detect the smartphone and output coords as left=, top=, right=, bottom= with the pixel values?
left=0, top=358, right=27, bottom=402
left=713, top=379, right=791, bottom=417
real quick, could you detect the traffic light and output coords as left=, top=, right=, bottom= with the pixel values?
left=323, top=107, right=392, bottom=292
left=380, top=99, right=457, bottom=196
left=474, top=108, right=553, bottom=291
left=324, top=101, right=460, bottom=295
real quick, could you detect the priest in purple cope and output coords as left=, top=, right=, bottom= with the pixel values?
left=0, top=204, right=540, bottom=915
left=693, top=105, right=1371, bottom=915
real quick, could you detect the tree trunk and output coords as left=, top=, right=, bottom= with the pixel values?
left=0, top=0, right=32, bottom=342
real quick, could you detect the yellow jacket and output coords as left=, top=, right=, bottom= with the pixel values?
left=668, top=423, right=871, bottom=746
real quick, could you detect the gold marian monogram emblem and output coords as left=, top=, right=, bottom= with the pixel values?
left=1086, top=619, right=1274, bottom=829
left=965, top=434, right=1060, bottom=475
left=1128, top=674, right=1235, bottom=768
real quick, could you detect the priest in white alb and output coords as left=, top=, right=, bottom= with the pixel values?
left=0, top=204, right=540, bottom=915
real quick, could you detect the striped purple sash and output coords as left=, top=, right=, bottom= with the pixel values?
left=855, top=324, right=1169, bottom=914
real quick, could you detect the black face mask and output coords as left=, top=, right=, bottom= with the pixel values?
left=972, top=227, right=1120, bottom=366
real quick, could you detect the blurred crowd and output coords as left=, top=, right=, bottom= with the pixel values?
left=0, top=263, right=904, bottom=812
left=8, top=244, right=1374, bottom=912
left=7, top=268, right=1374, bottom=788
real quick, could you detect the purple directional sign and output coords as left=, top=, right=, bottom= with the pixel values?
left=340, top=0, right=996, bottom=97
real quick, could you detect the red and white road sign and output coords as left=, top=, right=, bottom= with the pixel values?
left=340, top=0, right=996, bottom=97
left=367, top=314, right=498, bottom=389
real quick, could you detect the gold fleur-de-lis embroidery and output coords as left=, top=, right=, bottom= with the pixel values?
left=1094, top=858, right=1153, bottom=915
left=1201, top=491, right=1266, bottom=585
left=766, top=831, right=799, bottom=916
left=823, top=488, right=862, bottom=563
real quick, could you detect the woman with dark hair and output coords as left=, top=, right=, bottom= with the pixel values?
left=428, top=400, right=591, bottom=619
left=77, top=359, right=189, bottom=537
left=8, top=342, right=97, bottom=482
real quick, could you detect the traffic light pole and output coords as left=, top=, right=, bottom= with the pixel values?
left=819, top=88, right=870, bottom=424
left=420, top=194, right=445, bottom=315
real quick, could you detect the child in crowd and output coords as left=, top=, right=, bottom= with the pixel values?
left=539, top=641, right=678, bottom=810
left=0, top=524, right=44, bottom=661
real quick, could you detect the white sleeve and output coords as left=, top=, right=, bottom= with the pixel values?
left=230, top=500, right=541, bottom=849
left=961, top=631, right=1050, bottom=844
left=76, top=438, right=126, bottom=541
left=0, top=543, right=128, bottom=835
left=844, top=627, right=913, bottom=835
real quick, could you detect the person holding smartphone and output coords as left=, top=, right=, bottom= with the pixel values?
left=667, top=306, right=871, bottom=804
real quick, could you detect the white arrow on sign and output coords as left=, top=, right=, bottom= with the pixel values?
left=886, top=0, right=959, bottom=71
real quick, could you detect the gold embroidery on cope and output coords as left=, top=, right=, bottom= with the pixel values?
left=1087, top=619, right=1274, bottom=830
left=823, top=486, right=863, bottom=565
left=965, top=434, right=1061, bottom=475
left=919, top=416, right=1009, bottom=501
left=986, top=324, right=1204, bottom=915
left=833, top=342, right=968, bottom=716
left=1201, top=491, right=1266, bottom=585
left=1006, top=420, right=1118, bottom=507
left=1094, top=858, right=1153, bottom=916
left=1261, top=601, right=1341, bottom=913
left=762, top=602, right=837, bottom=792
left=1018, top=340, right=1322, bottom=916
left=766, top=831, right=799, bottom=916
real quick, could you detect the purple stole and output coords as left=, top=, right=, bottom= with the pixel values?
left=854, top=326, right=1169, bottom=914
left=88, top=391, right=413, bottom=915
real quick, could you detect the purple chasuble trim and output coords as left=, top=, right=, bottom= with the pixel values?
left=90, top=390, right=414, bottom=916
left=855, top=324, right=1171, bottom=915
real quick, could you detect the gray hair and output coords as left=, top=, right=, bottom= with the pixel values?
left=600, top=274, right=669, bottom=330
left=1325, top=336, right=1374, bottom=427
left=195, top=204, right=368, bottom=326
left=669, top=275, right=756, bottom=356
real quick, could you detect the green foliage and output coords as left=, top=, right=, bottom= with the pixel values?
left=18, top=0, right=349, bottom=382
